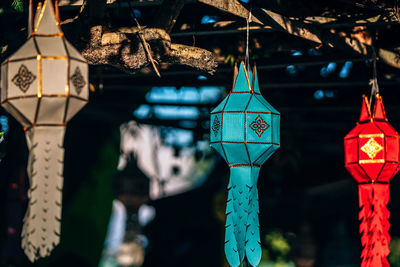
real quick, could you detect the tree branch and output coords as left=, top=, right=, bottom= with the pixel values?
left=81, top=28, right=169, bottom=71
left=80, top=28, right=217, bottom=73
left=168, top=44, right=218, bottom=74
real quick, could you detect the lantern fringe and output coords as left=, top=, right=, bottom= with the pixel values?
left=21, top=127, right=65, bottom=262
left=358, top=183, right=391, bottom=267
left=225, top=166, right=261, bottom=267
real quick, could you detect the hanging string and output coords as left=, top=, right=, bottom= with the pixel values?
left=369, top=46, right=379, bottom=108
left=28, top=0, right=33, bottom=36
left=55, top=0, right=61, bottom=24
left=245, top=6, right=252, bottom=71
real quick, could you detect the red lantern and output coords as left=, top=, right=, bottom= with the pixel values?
left=344, top=94, right=400, bottom=267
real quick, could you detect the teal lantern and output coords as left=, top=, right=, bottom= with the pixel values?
left=210, top=62, right=280, bottom=267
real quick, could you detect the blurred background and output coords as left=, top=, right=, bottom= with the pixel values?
left=2, top=0, right=400, bottom=266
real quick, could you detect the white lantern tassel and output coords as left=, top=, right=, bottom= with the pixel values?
left=21, top=126, right=65, bottom=262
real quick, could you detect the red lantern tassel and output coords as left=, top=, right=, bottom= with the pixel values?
left=358, top=183, right=391, bottom=267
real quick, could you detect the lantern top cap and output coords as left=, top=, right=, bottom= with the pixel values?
left=359, top=94, right=388, bottom=122
left=359, top=95, right=371, bottom=122
left=31, top=0, right=63, bottom=37
left=373, top=94, right=387, bottom=121
left=232, top=61, right=261, bottom=94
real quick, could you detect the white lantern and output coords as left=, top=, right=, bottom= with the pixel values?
left=0, top=0, right=88, bottom=261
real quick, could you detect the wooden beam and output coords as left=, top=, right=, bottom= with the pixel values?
left=170, top=26, right=273, bottom=37
left=59, top=0, right=162, bottom=6
left=336, top=0, right=391, bottom=12
left=198, top=0, right=398, bottom=25
left=306, top=15, right=399, bottom=26
left=198, top=0, right=400, bottom=69
left=198, top=0, right=263, bottom=24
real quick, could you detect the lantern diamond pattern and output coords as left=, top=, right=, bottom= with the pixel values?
left=344, top=94, right=400, bottom=267
left=12, top=64, right=37, bottom=92
left=249, top=114, right=269, bottom=138
left=71, top=67, right=86, bottom=95
left=361, top=137, right=383, bottom=159
left=1, top=0, right=88, bottom=262
left=210, top=62, right=280, bottom=267
left=212, top=116, right=220, bottom=137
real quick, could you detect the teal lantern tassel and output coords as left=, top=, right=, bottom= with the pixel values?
left=210, top=62, right=280, bottom=267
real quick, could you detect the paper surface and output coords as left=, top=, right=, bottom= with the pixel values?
left=210, top=62, right=280, bottom=267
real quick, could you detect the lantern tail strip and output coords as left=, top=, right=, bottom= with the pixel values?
left=225, top=166, right=254, bottom=267
left=358, top=184, right=391, bottom=267
left=21, top=127, right=65, bottom=262
left=359, top=184, right=373, bottom=266
left=225, top=177, right=240, bottom=267
left=245, top=166, right=261, bottom=267
left=358, top=184, right=371, bottom=262
left=370, top=184, right=390, bottom=267
left=232, top=167, right=251, bottom=262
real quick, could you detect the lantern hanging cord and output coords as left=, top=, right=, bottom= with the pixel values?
left=245, top=6, right=252, bottom=71
left=28, top=0, right=32, bottom=36
left=369, top=46, right=379, bottom=106
left=55, top=0, right=60, bottom=24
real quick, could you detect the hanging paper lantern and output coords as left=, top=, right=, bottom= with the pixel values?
left=1, top=0, right=88, bottom=261
left=344, top=94, right=400, bottom=267
left=210, top=62, right=280, bottom=267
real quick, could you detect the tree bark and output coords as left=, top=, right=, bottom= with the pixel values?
left=79, top=28, right=217, bottom=73
left=169, top=44, right=218, bottom=73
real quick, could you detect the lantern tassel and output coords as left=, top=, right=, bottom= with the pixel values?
left=21, top=126, right=65, bottom=262
left=358, top=183, right=391, bottom=267
left=225, top=166, right=261, bottom=267
left=245, top=166, right=262, bottom=267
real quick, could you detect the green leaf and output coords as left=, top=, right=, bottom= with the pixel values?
left=11, top=0, right=24, bottom=12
